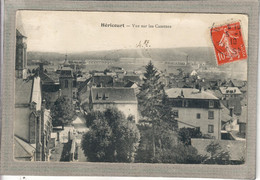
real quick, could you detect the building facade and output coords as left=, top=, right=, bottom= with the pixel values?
left=166, top=88, right=222, bottom=139
left=89, top=87, right=139, bottom=123
left=219, top=87, right=242, bottom=100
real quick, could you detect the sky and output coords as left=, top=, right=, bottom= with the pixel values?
left=17, top=11, right=248, bottom=53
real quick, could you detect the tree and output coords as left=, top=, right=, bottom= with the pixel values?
left=135, top=124, right=178, bottom=163
left=81, top=119, right=114, bottom=162
left=203, top=142, right=231, bottom=165
left=51, top=96, right=74, bottom=129
left=137, top=61, right=177, bottom=160
left=84, top=110, right=105, bottom=127
left=81, top=108, right=140, bottom=162
left=178, top=127, right=202, bottom=146
left=135, top=124, right=205, bottom=164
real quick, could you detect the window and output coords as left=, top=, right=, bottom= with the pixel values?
left=196, top=113, right=201, bottom=119
left=185, top=100, right=189, bottom=107
left=209, top=100, right=214, bottom=108
left=102, top=93, right=109, bottom=100
left=172, top=110, right=179, bottom=118
left=208, top=125, right=214, bottom=133
left=208, top=111, right=214, bottom=119
left=65, top=80, right=68, bottom=88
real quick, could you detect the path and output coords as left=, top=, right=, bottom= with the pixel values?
left=72, top=114, right=89, bottom=162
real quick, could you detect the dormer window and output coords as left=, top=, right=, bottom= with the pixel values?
left=96, top=93, right=102, bottom=100
left=102, top=93, right=109, bottom=100
left=98, top=94, right=102, bottom=100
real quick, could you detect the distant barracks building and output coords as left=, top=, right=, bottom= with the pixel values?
left=166, top=88, right=221, bottom=139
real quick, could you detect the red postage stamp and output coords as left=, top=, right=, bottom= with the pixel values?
left=211, top=22, right=247, bottom=65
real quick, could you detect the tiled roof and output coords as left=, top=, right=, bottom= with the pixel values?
left=125, top=81, right=136, bottom=88
left=166, top=88, right=218, bottom=100
left=211, top=90, right=223, bottom=99
left=15, top=78, right=33, bottom=104
left=14, top=136, right=35, bottom=159
left=78, top=77, right=92, bottom=92
left=31, top=77, right=42, bottom=111
left=221, top=98, right=242, bottom=116
left=122, top=75, right=141, bottom=83
left=92, top=75, right=113, bottom=87
left=219, top=87, right=242, bottom=95
left=113, top=81, right=126, bottom=87
left=40, top=71, right=59, bottom=84
left=230, top=79, right=245, bottom=87
left=91, top=87, right=137, bottom=104
left=221, top=104, right=232, bottom=122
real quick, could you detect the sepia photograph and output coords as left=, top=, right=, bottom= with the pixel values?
left=14, top=11, right=248, bottom=165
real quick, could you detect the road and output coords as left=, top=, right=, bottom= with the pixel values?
left=72, top=114, right=89, bottom=162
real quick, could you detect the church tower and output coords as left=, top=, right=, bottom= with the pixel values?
left=59, top=54, right=73, bottom=100
left=15, top=29, right=28, bottom=79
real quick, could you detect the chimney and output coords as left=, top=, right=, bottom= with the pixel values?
left=229, top=107, right=234, bottom=117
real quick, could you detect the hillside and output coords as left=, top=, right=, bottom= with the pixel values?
left=27, top=47, right=216, bottom=65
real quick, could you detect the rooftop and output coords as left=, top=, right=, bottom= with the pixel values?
left=219, top=87, right=242, bottom=95
left=221, top=104, right=232, bottom=123
left=14, top=136, right=35, bottom=159
left=91, top=87, right=137, bottom=104
left=15, top=78, right=33, bottom=104
left=40, top=71, right=59, bottom=84
left=166, top=88, right=218, bottom=100
left=31, top=77, right=42, bottom=111
left=222, top=98, right=242, bottom=116
left=230, top=79, right=245, bottom=87
left=92, top=75, right=114, bottom=87
left=238, top=106, right=247, bottom=124
left=16, top=76, right=42, bottom=110
left=78, top=77, right=92, bottom=92
left=122, top=75, right=141, bottom=83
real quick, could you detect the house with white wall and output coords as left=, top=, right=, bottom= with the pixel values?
left=166, top=88, right=222, bottom=139
left=89, top=87, right=138, bottom=123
